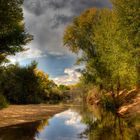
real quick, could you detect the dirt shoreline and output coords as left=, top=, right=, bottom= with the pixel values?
left=0, top=104, right=68, bottom=128
left=118, top=94, right=140, bottom=117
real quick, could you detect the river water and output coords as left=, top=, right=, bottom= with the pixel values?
left=0, top=105, right=139, bottom=140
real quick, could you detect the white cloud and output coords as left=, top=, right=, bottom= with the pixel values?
left=55, top=109, right=86, bottom=129
left=8, top=45, right=46, bottom=63
left=35, top=109, right=87, bottom=140
left=53, top=66, right=83, bottom=85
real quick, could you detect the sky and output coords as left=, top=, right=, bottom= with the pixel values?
left=9, top=0, right=111, bottom=85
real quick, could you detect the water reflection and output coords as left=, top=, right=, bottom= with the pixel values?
left=0, top=106, right=139, bottom=140
left=0, top=121, right=40, bottom=140
left=35, top=109, right=87, bottom=140
left=78, top=105, right=140, bottom=140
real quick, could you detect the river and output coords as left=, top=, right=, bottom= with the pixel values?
left=0, top=105, right=139, bottom=140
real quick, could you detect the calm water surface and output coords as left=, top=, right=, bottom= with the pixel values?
left=0, top=106, right=139, bottom=140
left=35, top=109, right=87, bottom=140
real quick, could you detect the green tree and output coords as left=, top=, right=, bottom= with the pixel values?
left=112, top=0, right=140, bottom=88
left=0, top=0, right=32, bottom=63
left=0, top=62, right=41, bottom=104
left=93, top=9, right=136, bottom=91
left=63, top=8, right=101, bottom=85
left=0, top=61, right=65, bottom=104
left=63, top=7, right=137, bottom=95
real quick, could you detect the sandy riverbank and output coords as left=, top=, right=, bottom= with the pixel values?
left=0, top=104, right=67, bottom=128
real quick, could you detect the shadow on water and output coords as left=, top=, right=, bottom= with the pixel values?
left=0, top=121, right=40, bottom=140
left=0, top=105, right=139, bottom=140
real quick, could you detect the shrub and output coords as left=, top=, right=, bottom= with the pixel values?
left=0, top=94, right=9, bottom=109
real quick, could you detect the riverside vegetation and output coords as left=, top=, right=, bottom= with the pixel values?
left=0, top=0, right=139, bottom=127
left=63, top=0, right=140, bottom=114
left=0, top=0, right=70, bottom=108
left=0, top=0, right=140, bottom=139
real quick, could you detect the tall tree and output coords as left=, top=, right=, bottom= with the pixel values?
left=0, top=0, right=32, bottom=63
left=63, top=7, right=137, bottom=93
left=112, top=0, right=140, bottom=88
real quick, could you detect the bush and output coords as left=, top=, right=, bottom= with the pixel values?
left=0, top=94, right=8, bottom=109
left=0, top=62, right=68, bottom=105
left=101, top=95, right=116, bottom=113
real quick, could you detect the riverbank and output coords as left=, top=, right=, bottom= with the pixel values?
left=118, top=93, right=140, bottom=117
left=87, top=88, right=140, bottom=117
left=0, top=104, right=67, bottom=128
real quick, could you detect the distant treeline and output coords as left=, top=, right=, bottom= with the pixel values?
left=0, top=61, right=70, bottom=108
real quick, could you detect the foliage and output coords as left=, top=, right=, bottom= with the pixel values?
left=0, top=0, right=32, bottom=63
left=0, top=62, right=66, bottom=104
left=58, top=85, right=70, bottom=91
left=0, top=94, right=9, bottom=109
left=112, top=0, right=140, bottom=87
left=112, top=0, right=140, bottom=48
left=63, top=2, right=139, bottom=96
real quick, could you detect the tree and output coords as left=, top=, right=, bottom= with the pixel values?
left=63, top=8, right=101, bottom=85
left=0, top=62, right=41, bottom=104
left=0, top=0, right=32, bottom=63
left=112, top=0, right=140, bottom=88
left=63, top=7, right=137, bottom=95
left=64, top=8, right=98, bottom=55
left=112, top=0, right=140, bottom=48
left=0, top=61, right=65, bottom=104
left=92, top=9, right=136, bottom=91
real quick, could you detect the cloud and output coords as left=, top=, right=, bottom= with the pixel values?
left=35, top=109, right=87, bottom=140
left=8, top=0, right=111, bottom=79
left=8, top=44, right=46, bottom=63
left=55, top=109, right=86, bottom=129
left=53, top=65, right=84, bottom=85
left=23, top=1, right=73, bottom=56
left=22, top=0, right=111, bottom=58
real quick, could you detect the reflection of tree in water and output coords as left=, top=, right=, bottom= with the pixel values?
left=80, top=106, right=139, bottom=140
left=0, top=119, right=49, bottom=140
left=0, top=122, right=40, bottom=140
left=37, top=119, right=49, bottom=131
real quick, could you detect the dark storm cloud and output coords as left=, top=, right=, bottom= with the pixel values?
left=24, top=0, right=111, bottom=16
left=22, top=0, right=111, bottom=57
left=51, top=14, right=73, bottom=28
